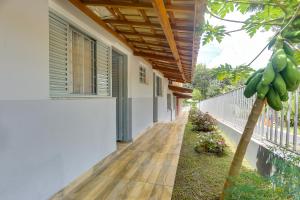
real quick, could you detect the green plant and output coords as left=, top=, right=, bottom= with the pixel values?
left=189, top=108, right=216, bottom=132
left=195, top=131, right=226, bottom=155
left=224, top=171, right=286, bottom=200
left=269, top=147, right=300, bottom=200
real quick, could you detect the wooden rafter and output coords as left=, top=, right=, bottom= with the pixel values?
left=152, top=0, right=186, bottom=81
left=103, top=19, right=194, bottom=32
left=173, top=92, right=192, bottom=99
left=168, top=85, right=193, bottom=93
left=69, top=0, right=133, bottom=49
left=191, top=0, right=206, bottom=78
left=81, top=0, right=194, bottom=13
left=70, top=0, right=204, bottom=83
left=134, top=52, right=175, bottom=62
left=153, top=65, right=179, bottom=73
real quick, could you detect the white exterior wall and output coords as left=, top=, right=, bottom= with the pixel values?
left=0, top=0, right=177, bottom=199
left=129, top=57, right=154, bottom=139
left=0, top=1, right=117, bottom=199
left=154, top=71, right=174, bottom=122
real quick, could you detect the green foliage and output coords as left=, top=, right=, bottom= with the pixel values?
left=189, top=108, right=216, bottom=132
left=224, top=171, right=285, bottom=200
left=192, top=64, right=254, bottom=99
left=224, top=146, right=300, bottom=200
left=192, top=88, right=202, bottom=102
left=269, top=147, right=300, bottom=199
left=195, top=131, right=227, bottom=155
left=202, top=22, right=227, bottom=45
left=203, top=0, right=300, bottom=45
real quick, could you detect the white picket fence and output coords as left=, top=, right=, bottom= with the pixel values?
left=199, top=87, right=300, bottom=153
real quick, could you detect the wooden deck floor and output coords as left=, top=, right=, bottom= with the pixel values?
left=52, top=114, right=187, bottom=200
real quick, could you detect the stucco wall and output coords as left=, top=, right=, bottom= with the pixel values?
left=0, top=0, right=49, bottom=100
left=0, top=0, right=119, bottom=199
left=217, top=121, right=273, bottom=176
left=0, top=99, right=116, bottom=200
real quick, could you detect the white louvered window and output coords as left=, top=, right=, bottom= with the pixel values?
left=173, top=95, right=176, bottom=110
left=156, top=76, right=163, bottom=97
left=49, top=12, right=111, bottom=97
left=167, top=94, right=171, bottom=110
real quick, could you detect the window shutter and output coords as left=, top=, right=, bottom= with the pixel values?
left=49, top=12, right=69, bottom=96
left=167, top=94, right=171, bottom=110
left=96, top=41, right=111, bottom=96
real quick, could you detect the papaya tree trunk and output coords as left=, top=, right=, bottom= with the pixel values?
left=220, top=98, right=266, bottom=200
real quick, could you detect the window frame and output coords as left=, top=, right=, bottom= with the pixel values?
left=139, top=65, right=147, bottom=84
left=68, top=26, right=97, bottom=96
left=49, top=11, right=112, bottom=98
left=167, top=93, right=171, bottom=110
left=156, top=76, right=163, bottom=97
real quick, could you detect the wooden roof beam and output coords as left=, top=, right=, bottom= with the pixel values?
left=119, top=31, right=193, bottom=43
left=152, top=0, right=186, bottom=82
left=191, top=0, right=206, bottom=76
left=153, top=65, right=179, bottom=73
left=68, top=0, right=133, bottom=50
left=103, top=19, right=194, bottom=32
left=173, top=92, right=192, bottom=99
left=168, top=85, right=193, bottom=93
left=134, top=52, right=175, bottom=62
left=131, top=41, right=191, bottom=51
left=81, top=0, right=194, bottom=13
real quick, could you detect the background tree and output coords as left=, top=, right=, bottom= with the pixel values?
left=192, top=88, right=202, bottom=103
left=192, top=63, right=254, bottom=99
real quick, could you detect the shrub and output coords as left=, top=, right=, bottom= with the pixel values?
left=194, top=132, right=226, bottom=155
left=269, top=147, right=300, bottom=199
left=188, top=107, right=199, bottom=123
left=225, top=147, right=300, bottom=200
left=224, top=171, right=286, bottom=200
left=189, top=108, right=216, bottom=132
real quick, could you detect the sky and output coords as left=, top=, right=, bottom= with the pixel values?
left=197, top=11, right=274, bottom=70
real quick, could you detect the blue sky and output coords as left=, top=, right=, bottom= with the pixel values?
left=197, top=12, right=274, bottom=69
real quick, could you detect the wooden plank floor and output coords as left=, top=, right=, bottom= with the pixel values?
left=51, top=114, right=187, bottom=200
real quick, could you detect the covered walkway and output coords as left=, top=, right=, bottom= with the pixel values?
left=52, top=114, right=187, bottom=200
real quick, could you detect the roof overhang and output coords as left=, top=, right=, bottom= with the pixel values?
left=69, top=0, right=206, bottom=83
left=168, top=85, right=193, bottom=93
left=173, top=92, right=192, bottom=99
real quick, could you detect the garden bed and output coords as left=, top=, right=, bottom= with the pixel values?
left=171, top=122, right=251, bottom=200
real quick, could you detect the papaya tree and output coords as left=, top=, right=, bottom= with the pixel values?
left=201, top=0, right=300, bottom=199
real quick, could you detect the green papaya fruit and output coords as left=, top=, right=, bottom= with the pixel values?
left=287, top=54, right=298, bottom=66
left=283, top=41, right=294, bottom=56
left=256, top=81, right=269, bottom=99
left=272, top=49, right=287, bottom=72
left=267, top=87, right=283, bottom=111
left=272, top=74, right=287, bottom=99
left=281, top=58, right=300, bottom=91
left=244, top=73, right=262, bottom=98
left=245, top=68, right=264, bottom=85
left=286, top=80, right=300, bottom=92
left=280, top=91, right=289, bottom=102
left=261, top=63, right=275, bottom=85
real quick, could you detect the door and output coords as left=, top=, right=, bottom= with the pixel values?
left=153, top=73, right=158, bottom=122
left=112, top=50, right=130, bottom=141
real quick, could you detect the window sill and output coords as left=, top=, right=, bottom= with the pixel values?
left=50, top=95, right=115, bottom=100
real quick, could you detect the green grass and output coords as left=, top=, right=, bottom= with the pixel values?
left=172, top=122, right=250, bottom=200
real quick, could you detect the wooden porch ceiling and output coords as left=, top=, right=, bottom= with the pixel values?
left=69, top=0, right=205, bottom=83
left=168, top=85, right=193, bottom=93
left=173, top=92, right=192, bottom=99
